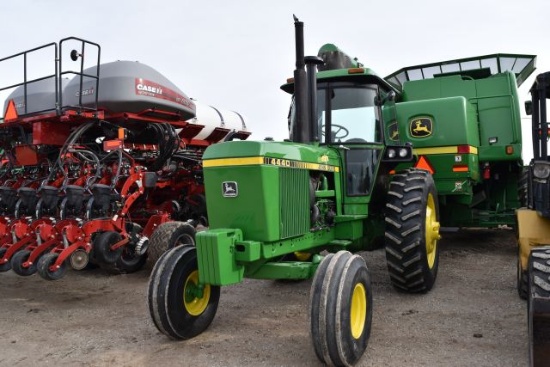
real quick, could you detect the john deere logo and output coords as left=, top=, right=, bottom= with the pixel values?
left=222, top=181, right=238, bottom=197
left=409, top=117, right=433, bottom=138
left=388, top=122, right=399, bottom=141
left=319, top=154, right=329, bottom=163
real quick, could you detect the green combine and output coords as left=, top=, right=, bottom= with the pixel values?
left=385, top=53, right=536, bottom=227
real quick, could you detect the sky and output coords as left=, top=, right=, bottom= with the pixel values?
left=0, top=0, right=549, bottom=160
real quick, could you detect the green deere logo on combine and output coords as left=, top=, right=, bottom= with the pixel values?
left=409, top=117, right=433, bottom=138
left=388, top=122, right=399, bottom=141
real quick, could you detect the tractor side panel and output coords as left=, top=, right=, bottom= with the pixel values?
left=204, top=165, right=284, bottom=242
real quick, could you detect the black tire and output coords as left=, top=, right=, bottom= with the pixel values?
left=37, top=253, right=67, bottom=280
left=147, top=245, right=220, bottom=340
left=11, top=250, right=37, bottom=276
left=528, top=247, right=550, bottom=367
left=0, top=247, right=11, bottom=272
left=310, top=251, right=373, bottom=366
left=102, top=248, right=148, bottom=275
left=147, top=222, right=195, bottom=266
left=384, top=168, right=441, bottom=293
left=93, top=231, right=124, bottom=265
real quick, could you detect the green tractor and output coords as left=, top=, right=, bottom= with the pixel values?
left=385, top=53, right=536, bottom=228
left=516, top=71, right=550, bottom=367
left=147, top=17, right=441, bottom=366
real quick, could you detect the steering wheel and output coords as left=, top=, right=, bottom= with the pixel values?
left=321, top=124, right=349, bottom=140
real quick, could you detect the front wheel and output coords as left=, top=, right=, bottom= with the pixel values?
left=384, top=168, right=441, bottom=293
left=309, top=251, right=373, bottom=366
left=147, top=245, right=220, bottom=340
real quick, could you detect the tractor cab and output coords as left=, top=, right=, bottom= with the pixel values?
left=282, top=44, right=400, bottom=146
left=281, top=45, right=410, bottom=211
left=311, top=81, right=380, bottom=144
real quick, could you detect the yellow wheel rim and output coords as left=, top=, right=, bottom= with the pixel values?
left=350, top=283, right=367, bottom=339
left=425, top=193, right=441, bottom=269
left=183, top=270, right=210, bottom=316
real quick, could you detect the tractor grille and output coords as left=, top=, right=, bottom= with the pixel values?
left=279, top=167, right=309, bottom=238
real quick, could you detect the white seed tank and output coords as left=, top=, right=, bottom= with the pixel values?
left=187, top=100, right=248, bottom=140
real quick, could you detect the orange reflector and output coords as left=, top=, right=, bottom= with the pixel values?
left=348, top=68, right=365, bottom=74
left=389, top=169, right=396, bottom=175
left=4, top=99, right=18, bottom=122
left=414, top=156, right=435, bottom=174
left=457, top=145, right=470, bottom=154
left=506, top=145, right=514, bottom=155
left=103, top=139, right=123, bottom=151
left=118, top=127, right=126, bottom=140
left=452, top=165, right=469, bottom=172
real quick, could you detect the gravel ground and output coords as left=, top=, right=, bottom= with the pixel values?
left=0, top=228, right=527, bottom=367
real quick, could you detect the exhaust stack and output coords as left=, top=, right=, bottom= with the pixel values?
left=291, top=15, right=324, bottom=143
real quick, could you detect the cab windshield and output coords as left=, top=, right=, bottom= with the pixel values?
left=317, top=82, right=380, bottom=144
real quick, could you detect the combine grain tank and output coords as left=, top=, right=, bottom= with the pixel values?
left=63, top=60, right=196, bottom=120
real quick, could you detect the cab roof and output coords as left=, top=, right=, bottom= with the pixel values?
left=385, top=53, right=537, bottom=91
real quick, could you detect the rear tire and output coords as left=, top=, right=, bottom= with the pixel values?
left=384, top=168, right=441, bottom=293
left=309, top=251, right=372, bottom=366
left=148, top=245, right=220, bottom=339
left=147, top=222, right=195, bottom=266
left=528, top=247, right=550, bottom=367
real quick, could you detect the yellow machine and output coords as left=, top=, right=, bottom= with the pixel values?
left=516, top=71, right=550, bottom=367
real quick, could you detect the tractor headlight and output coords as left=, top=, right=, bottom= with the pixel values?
left=382, top=145, right=413, bottom=163
left=533, top=163, right=550, bottom=179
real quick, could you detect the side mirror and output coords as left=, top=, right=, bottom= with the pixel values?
left=375, top=90, right=396, bottom=106
left=525, top=100, right=533, bottom=116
